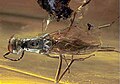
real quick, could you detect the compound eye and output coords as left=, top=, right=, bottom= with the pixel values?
left=7, top=35, right=17, bottom=53
left=8, top=43, right=13, bottom=53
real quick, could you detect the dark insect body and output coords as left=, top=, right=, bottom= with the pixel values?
left=37, top=0, right=73, bottom=21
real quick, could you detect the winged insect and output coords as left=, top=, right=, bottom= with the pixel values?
left=3, top=18, right=119, bottom=83
left=3, top=0, right=119, bottom=83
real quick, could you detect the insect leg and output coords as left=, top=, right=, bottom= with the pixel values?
left=82, top=0, right=91, bottom=8
left=15, top=51, right=25, bottom=61
left=63, top=55, right=70, bottom=74
left=55, top=54, right=63, bottom=84
left=58, top=55, right=74, bottom=82
left=98, top=16, right=120, bottom=29
left=77, top=0, right=91, bottom=11
left=57, top=54, right=95, bottom=82
left=3, top=51, right=25, bottom=61
left=69, top=12, right=77, bottom=28
left=68, top=0, right=91, bottom=31
left=3, top=52, right=11, bottom=57
left=45, top=54, right=59, bottom=59
left=97, top=47, right=120, bottom=53
left=74, top=54, right=95, bottom=61
left=77, top=0, right=91, bottom=18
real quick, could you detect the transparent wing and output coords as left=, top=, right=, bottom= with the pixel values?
left=50, top=25, right=101, bottom=55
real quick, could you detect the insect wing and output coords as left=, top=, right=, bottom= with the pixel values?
left=50, top=25, right=101, bottom=55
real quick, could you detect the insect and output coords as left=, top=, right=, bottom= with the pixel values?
left=37, top=0, right=91, bottom=31
left=3, top=0, right=119, bottom=83
left=3, top=18, right=119, bottom=83
left=37, top=0, right=73, bottom=21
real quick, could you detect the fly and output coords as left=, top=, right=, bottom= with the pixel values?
left=3, top=20, right=119, bottom=83
left=3, top=0, right=119, bottom=83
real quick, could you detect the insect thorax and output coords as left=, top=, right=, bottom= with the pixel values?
left=12, top=35, right=54, bottom=54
